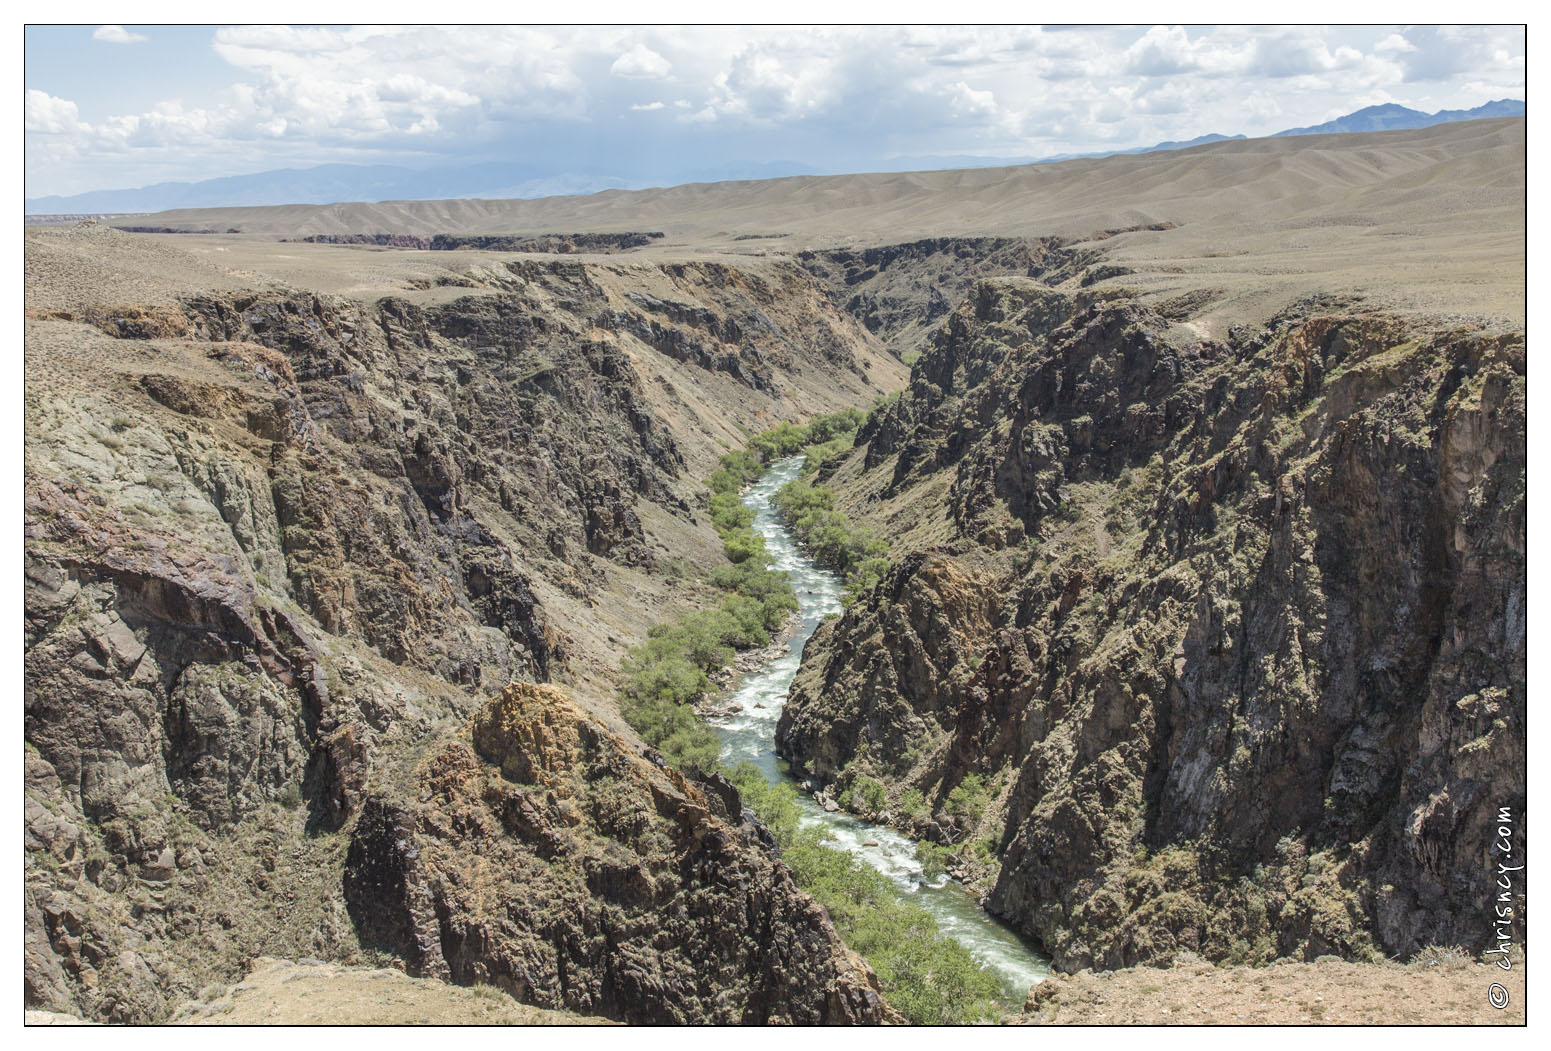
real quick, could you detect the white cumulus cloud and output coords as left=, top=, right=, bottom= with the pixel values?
left=611, top=44, right=672, bottom=80
left=92, top=25, right=147, bottom=45
left=25, top=90, right=83, bottom=134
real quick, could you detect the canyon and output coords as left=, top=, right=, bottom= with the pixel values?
left=23, top=116, right=1525, bottom=1024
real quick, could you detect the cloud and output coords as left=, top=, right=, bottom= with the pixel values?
left=92, top=25, right=147, bottom=45
left=24, top=25, right=1527, bottom=199
left=1251, top=33, right=1364, bottom=79
left=1389, top=25, right=1524, bottom=84
left=947, top=81, right=997, bottom=119
left=26, top=90, right=84, bottom=134
left=611, top=44, right=671, bottom=80
left=1123, top=26, right=1207, bottom=76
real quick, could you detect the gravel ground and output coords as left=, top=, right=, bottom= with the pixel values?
left=1020, top=954, right=1527, bottom=1026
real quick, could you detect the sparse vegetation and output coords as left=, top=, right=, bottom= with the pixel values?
left=1413, top=943, right=1473, bottom=971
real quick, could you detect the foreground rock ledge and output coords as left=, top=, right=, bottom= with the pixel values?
left=169, top=957, right=608, bottom=1025
left=343, top=682, right=892, bottom=1025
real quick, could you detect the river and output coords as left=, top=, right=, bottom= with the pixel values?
left=707, top=456, right=1050, bottom=1001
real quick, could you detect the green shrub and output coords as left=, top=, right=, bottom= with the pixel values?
left=868, top=391, right=902, bottom=416
left=805, top=407, right=866, bottom=443
left=623, top=654, right=708, bottom=709
left=840, top=775, right=888, bottom=817
left=801, top=436, right=855, bottom=474
left=913, top=841, right=951, bottom=879
left=709, top=490, right=754, bottom=533
left=721, top=530, right=766, bottom=564
left=946, top=773, right=989, bottom=817
left=844, top=557, right=891, bottom=603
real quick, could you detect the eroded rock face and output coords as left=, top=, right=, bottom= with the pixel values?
left=345, top=684, right=889, bottom=1025
left=24, top=234, right=900, bottom=1023
left=783, top=282, right=1525, bottom=971
left=797, top=237, right=1076, bottom=360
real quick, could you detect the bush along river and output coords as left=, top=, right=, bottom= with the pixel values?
left=708, top=456, right=1050, bottom=999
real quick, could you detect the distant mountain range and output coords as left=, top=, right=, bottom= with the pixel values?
left=25, top=99, right=1523, bottom=215
left=1273, top=98, right=1523, bottom=137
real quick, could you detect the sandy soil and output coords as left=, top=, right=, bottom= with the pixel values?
left=168, top=958, right=609, bottom=1025
left=1020, top=955, right=1526, bottom=1026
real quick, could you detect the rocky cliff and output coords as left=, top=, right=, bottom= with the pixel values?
left=779, top=280, right=1525, bottom=970
left=23, top=224, right=902, bottom=1021
left=343, top=683, right=888, bottom=1023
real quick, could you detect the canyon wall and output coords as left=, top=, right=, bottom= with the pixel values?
left=780, top=281, right=1525, bottom=970
left=24, top=225, right=902, bottom=1021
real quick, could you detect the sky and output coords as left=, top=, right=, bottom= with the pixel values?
left=23, top=24, right=1527, bottom=198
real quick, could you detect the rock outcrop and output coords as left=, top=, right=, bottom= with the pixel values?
left=344, top=684, right=889, bottom=1024
left=285, top=232, right=665, bottom=253
left=781, top=281, right=1525, bottom=971
left=797, top=232, right=1161, bottom=360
